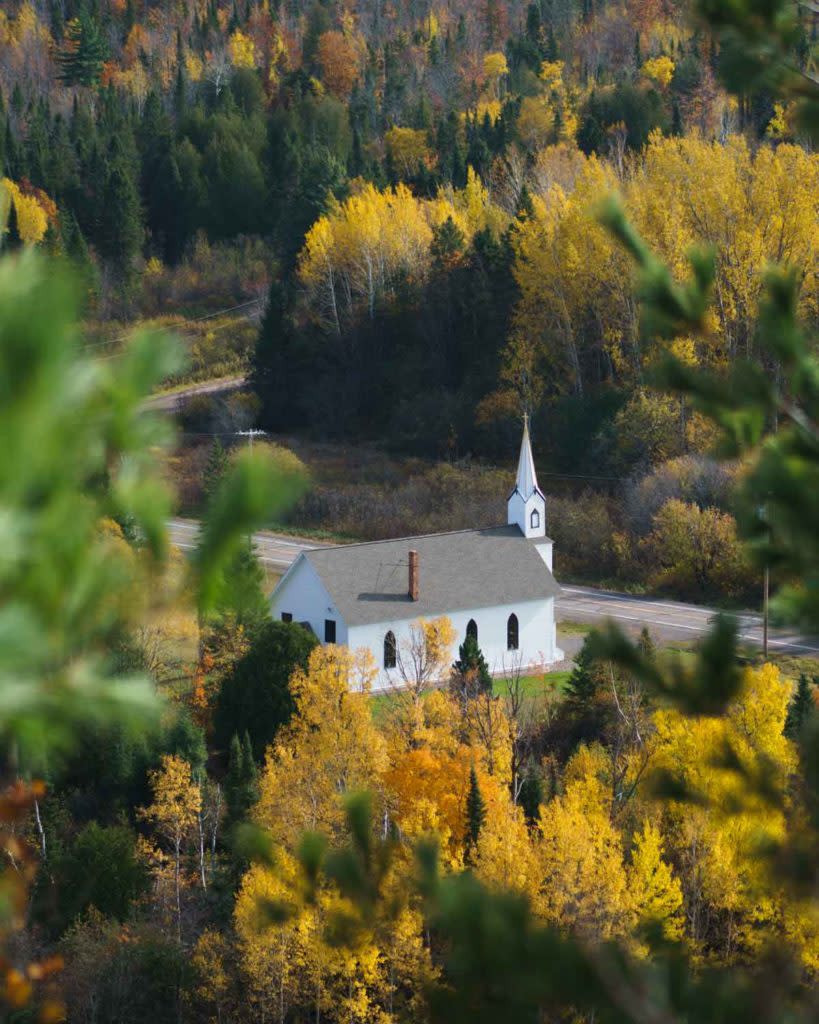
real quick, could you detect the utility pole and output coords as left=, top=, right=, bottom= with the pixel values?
left=763, top=564, right=769, bottom=659
left=236, top=428, right=265, bottom=452
left=758, top=502, right=770, bottom=659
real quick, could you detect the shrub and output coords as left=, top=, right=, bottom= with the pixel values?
left=641, top=498, right=753, bottom=599
left=624, top=456, right=738, bottom=536
left=547, top=491, right=618, bottom=577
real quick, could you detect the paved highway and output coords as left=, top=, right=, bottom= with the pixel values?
left=144, top=375, right=247, bottom=412
left=167, top=518, right=819, bottom=657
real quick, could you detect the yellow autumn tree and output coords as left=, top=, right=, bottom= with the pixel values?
left=255, top=646, right=387, bottom=845
left=474, top=799, right=539, bottom=897
left=649, top=664, right=804, bottom=963
left=385, top=126, right=433, bottom=178
left=483, top=51, right=508, bottom=97
left=139, top=754, right=201, bottom=938
left=299, top=183, right=434, bottom=330
left=1, top=179, right=52, bottom=246
left=236, top=848, right=432, bottom=1022
left=628, top=820, right=684, bottom=946
left=511, top=155, right=630, bottom=395
left=641, top=55, right=675, bottom=89
left=627, top=134, right=819, bottom=360
left=534, top=754, right=632, bottom=940
left=228, top=29, right=256, bottom=68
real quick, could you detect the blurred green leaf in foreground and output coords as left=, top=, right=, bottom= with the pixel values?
left=0, top=250, right=306, bottom=1015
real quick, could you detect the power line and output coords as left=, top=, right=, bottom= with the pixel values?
left=84, top=296, right=264, bottom=355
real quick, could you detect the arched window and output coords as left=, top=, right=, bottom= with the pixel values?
left=384, top=630, right=397, bottom=669
left=466, top=619, right=478, bottom=643
left=507, top=613, right=519, bottom=651
left=530, top=508, right=540, bottom=530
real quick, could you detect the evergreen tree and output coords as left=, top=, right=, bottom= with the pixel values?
left=518, top=770, right=543, bottom=825
left=214, top=620, right=317, bottom=758
left=58, top=13, right=106, bottom=87
left=213, top=537, right=269, bottom=633
left=431, top=215, right=466, bottom=268
left=785, top=674, right=817, bottom=738
left=98, top=153, right=143, bottom=288
left=637, top=626, right=656, bottom=660
left=225, top=731, right=260, bottom=825
left=4, top=198, right=22, bottom=251
left=465, top=766, right=487, bottom=860
left=671, top=98, right=683, bottom=136
left=452, top=634, right=493, bottom=697
left=564, top=634, right=601, bottom=708
left=203, top=438, right=229, bottom=500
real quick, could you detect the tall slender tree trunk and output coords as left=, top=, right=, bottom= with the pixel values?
left=175, top=835, right=182, bottom=941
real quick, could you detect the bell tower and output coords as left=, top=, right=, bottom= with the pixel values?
left=507, top=415, right=546, bottom=540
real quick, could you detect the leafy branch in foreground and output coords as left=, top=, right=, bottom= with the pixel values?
left=244, top=793, right=819, bottom=1024
left=692, top=0, right=819, bottom=141
left=0, top=251, right=307, bottom=1017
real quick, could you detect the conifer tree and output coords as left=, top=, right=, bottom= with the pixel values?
left=4, top=199, right=22, bottom=251
left=465, top=766, right=487, bottom=859
left=58, top=13, right=106, bottom=87
left=203, top=438, right=229, bottom=500
left=225, top=732, right=259, bottom=826
left=564, top=634, right=600, bottom=707
left=518, top=770, right=543, bottom=824
left=98, top=153, right=143, bottom=288
left=431, top=215, right=466, bottom=267
left=213, top=537, right=269, bottom=633
left=452, top=634, right=493, bottom=697
left=785, top=674, right=816, bottom=738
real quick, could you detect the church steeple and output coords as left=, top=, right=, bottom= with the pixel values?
left=508, top=415, right=546, bottom=538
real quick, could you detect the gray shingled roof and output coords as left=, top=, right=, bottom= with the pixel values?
left=303, top=525, right=560, bottom=627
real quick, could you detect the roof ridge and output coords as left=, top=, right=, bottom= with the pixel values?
left=306, top=523, right=520, bottom=555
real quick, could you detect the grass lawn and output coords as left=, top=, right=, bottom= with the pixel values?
left=493, top=670, right=572, bottom=697
left=370, top=669, right=572, bottom=722
left=555, top=619, right=593, bottom=637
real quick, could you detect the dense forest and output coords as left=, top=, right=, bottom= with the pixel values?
left=1, top=0, right=817, bottom=464
left=3, top=0, right=819, bottom=1020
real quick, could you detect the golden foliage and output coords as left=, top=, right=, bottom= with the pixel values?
left=228, top=29, right=256, bottom=68
left=256, top=646, right=387, bottom=845
left=641, top=55, right=675, bottom=88
left=1, top=179, right=53, bottom=246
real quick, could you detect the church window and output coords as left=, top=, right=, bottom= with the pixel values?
left=530, top=509, right=540, bottom=529
left=324, top=619, right=336, bottom=643
left=384, top=631, right=397, bottom=669
left=507, top=614, right=519, bottom=651
left=466, top=619, right=478, bottom=643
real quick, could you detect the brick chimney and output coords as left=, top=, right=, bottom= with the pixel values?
left=408, top=550, right=419, bottom=601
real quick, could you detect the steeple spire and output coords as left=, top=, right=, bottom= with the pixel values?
left=507, top=415, right=546, bottom=538
left=515, top=413, right=540, bottom=500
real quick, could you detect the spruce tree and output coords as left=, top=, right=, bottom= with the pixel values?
left=213, top=537, right=269, bottom=633
left=519, top=771, right=543, bottom=825
left=637, top=626, right=656, bottom=660
left=203, top=438, right=229, bottom=500
left=564, top=634, right=601, bottom=708
left=98, top=153, right=143, bottom=289
left=465, top=767, right=487, bottom=860
left=58, top=13, right=106, bottom=87
left=452, top=634, right=493, bottom=697
left=431, top=215, right=466, bottom=267
left=226, top=731, right=260, bottom=826
left=4, top=199, right=22, bottom=251
left=785, top=674, right=816, bottom=738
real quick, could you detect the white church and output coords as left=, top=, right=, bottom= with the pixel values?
left=270, top=421, right=563, bottom=689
